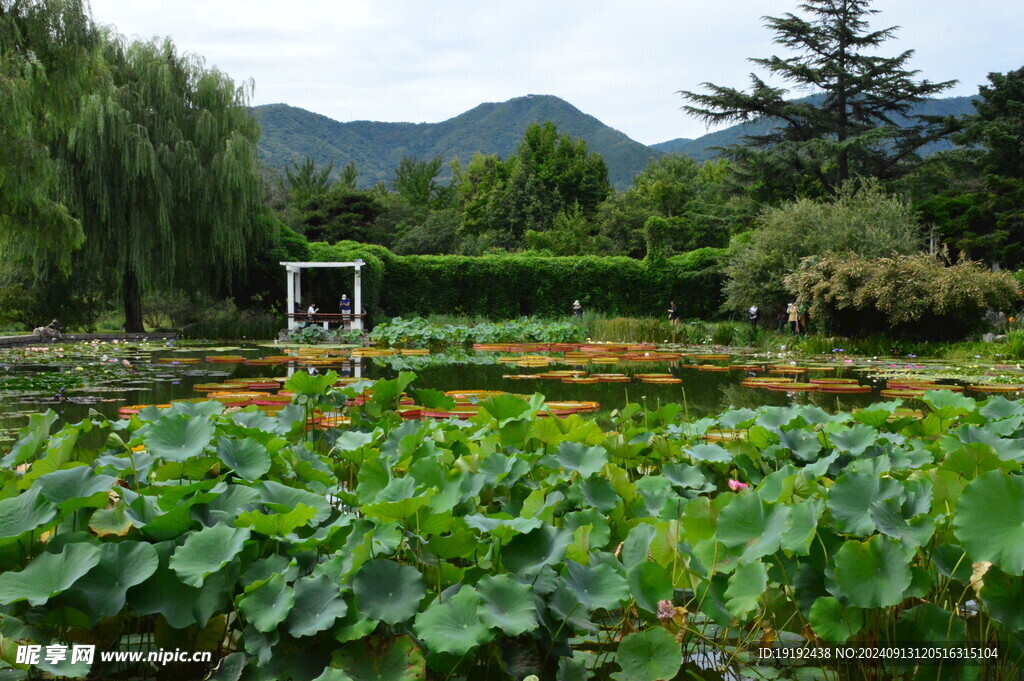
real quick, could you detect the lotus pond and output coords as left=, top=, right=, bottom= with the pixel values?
left=1, top=341, right=1023, bottom=680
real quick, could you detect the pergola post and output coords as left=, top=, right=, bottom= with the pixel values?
left=285, top=266, right=296, bottom=330
left=352, top=261, right=364, bottom=331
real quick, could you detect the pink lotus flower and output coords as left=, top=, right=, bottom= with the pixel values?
left=728, top=479, right=749, bottom=491
left=122, top=359, right=131, bottom=367
left=656, top=600, right=675, bottom=621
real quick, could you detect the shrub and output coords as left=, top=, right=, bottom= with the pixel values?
left=723, top=182, right=922, bottom=313
left=784, top=253, right=1021, bottom=339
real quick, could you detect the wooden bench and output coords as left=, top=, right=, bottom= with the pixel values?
left=285, top=313, right=366, bottom=330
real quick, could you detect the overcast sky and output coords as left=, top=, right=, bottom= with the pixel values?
left=88, top=1, right=1022, bottom=145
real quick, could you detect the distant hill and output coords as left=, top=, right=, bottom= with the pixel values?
left=651, top=95, right=978, bottom=160
left=253, top=95, right=663, bottom=190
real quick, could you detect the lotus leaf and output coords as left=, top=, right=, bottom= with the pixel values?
left=476, top=574, right=539, bottom=635
left=953, top=470, right=1024, bottom=575
left=217, top=437, right=272, bottom=481
left=833, top=535, right=912, bottom=608
left=144, top=412, right=216, bottom=462
left=286, top=574, right=349, bottom=637
left=413, top=587, right=492, bottom=655
left=169, top=524, right=250, bottom=587
left=0, top=543, right=100, bottom=606
left=808, top=596, right=863, bottom=642
left=352, top=559, right=425, bottom=624
left=329, top=635, right=425, bottom=681
left=72, top=541, right=158, bottom=618
left=613, top=627, right=681, bottom=681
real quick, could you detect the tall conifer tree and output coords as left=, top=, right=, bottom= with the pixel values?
left=680, top=0, right=955, bottom=197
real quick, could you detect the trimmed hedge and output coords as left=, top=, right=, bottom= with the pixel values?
left=300, top=242, right=726, bottom=323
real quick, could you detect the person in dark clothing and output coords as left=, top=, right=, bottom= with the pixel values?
left=667, top=301, right=681, bottom=326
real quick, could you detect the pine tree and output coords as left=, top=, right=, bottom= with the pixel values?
left=680, top=0, right=955, bottom=196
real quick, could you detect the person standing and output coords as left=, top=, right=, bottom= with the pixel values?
left=786, top=302, right=798, bottom=335
left=797, top=303, right=809, bottom=335
left=572, top=300, right=584, bottom=318
left=748, top=305, right=759, bottom=328
left=667, top=301, right=681, bottom=327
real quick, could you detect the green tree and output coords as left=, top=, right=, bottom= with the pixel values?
left=0, top=0, right=97, bottom=272
left=596, top=157, right=755, bottom=257
left=64, top=36, right=265, bottom=331
left=392, top=155, right=445, bottom=208
left=285, top=157, right=334, bottom=202
left=680, top=0, right=955, bottom=197
left=724, top=181, right=921, bottom=312
left=918, top=68, right=1024, bottom=266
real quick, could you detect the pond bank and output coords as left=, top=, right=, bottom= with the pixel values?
left=0, top=331, right=178, bottom=347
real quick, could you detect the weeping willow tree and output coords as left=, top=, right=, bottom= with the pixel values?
left=63, top=35, right=264, bottom=331
left=0, top=0, right=97, bottom=272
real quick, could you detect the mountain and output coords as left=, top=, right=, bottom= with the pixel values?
left=253, top=95, right=663, bottom=190
left=651, top=95, right=978, bottom=160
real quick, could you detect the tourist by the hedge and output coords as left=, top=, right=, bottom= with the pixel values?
left=798, top=303, right=809, bottom=334
left=573, top=300, right=584, bottom=317
left=748, top=305, right=759, bottom=327
left=668, top=301, right=681, bottom=326
left=787, top=302, right=799, bottom=335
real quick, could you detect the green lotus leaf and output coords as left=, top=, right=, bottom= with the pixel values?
left=0, top=543, right=101, bottom=606
left=808, top=596, right=863, bottom=642
left=953, top=470, right=1024, bottom=575
left=852, top=401, right=900, bottom=428
left=206, top=652, right=246, bottom=681
left=237, top=504, right=317, bottom=537
left=555, top=442, right=609, bottom=478
left=684, top=444, right=731, bottom=464
left=980, top=396, right=1024, bottom=421
left=130, top=541, right=231, bottom=629
left=169, top=524, right=250, bottom=587
left=329, top=635, right=425, bottom=681
left=662, top=463, right=712, bottom=493
left=89, top=502, right=133, bottom=537
left=725, top=560, right=768, bottom=619
left=476, top=574, right=538, bottom=635
left=716, top=492, right=790, bottom=562
left=780, top=499, right=821, bottom=554
left=833, top=535, right=912, bottom=608
left=829, top=424, right=879, bottom=456
left=621, top=523, right=658, bottom=569
left=286, top=573, right=348, bottom=637
left=255, top=480, right=332, bottom=523
left=413, top=587, right=493, bottom=656
left=502, top=525, right=571, bottom=578
left=352, top=559, right=425, bottom=624
left=464, top=513, right=542, bottom=541
left=144, top=412, right=216, bottom=462
left=718, top=408, right=757, bottom=429
left=238, top=572, right=295, bottom=633
left=779, top=428, right=823, bottom=462
left=627, top=562, right=673, bottom=614
left=35, top=466, right=116, bottom=510
left=896, top=603, right=966, bottom=645
left=923, top=389, right=976, bottom=419
left=216, top=437, right=271, bottom=481
left=979, top=566, right=1024, bottom=632
left=284, top=370, right=339, bottom=397
left=478, top=393, right=531, bottom=421
left=827, top=469, right=901, bottom=535
left=580, top=475, right=620, bottom=512
left=563, top=561, right=629, bottom=611
left=613, top=627, right=682, bottom=681
left=72, top=541, right=158, bottom=618
left=0, top=485, right=57, bottom=541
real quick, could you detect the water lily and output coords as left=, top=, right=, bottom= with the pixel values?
left=728, top=479, right=749, bottom=491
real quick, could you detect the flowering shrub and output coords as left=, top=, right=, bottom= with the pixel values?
left=784, top=253, right=1021, bottom=338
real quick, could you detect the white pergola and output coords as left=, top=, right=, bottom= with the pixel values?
left=281, top=260, right=365, bottom=331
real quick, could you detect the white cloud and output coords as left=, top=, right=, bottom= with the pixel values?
left=89, top=0, right=1024, bottom=145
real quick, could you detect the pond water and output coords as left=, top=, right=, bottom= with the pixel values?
left=4, top=339, right=1022, bottom=445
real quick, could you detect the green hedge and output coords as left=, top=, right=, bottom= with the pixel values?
left=299, top=242, right=726, bottom=324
